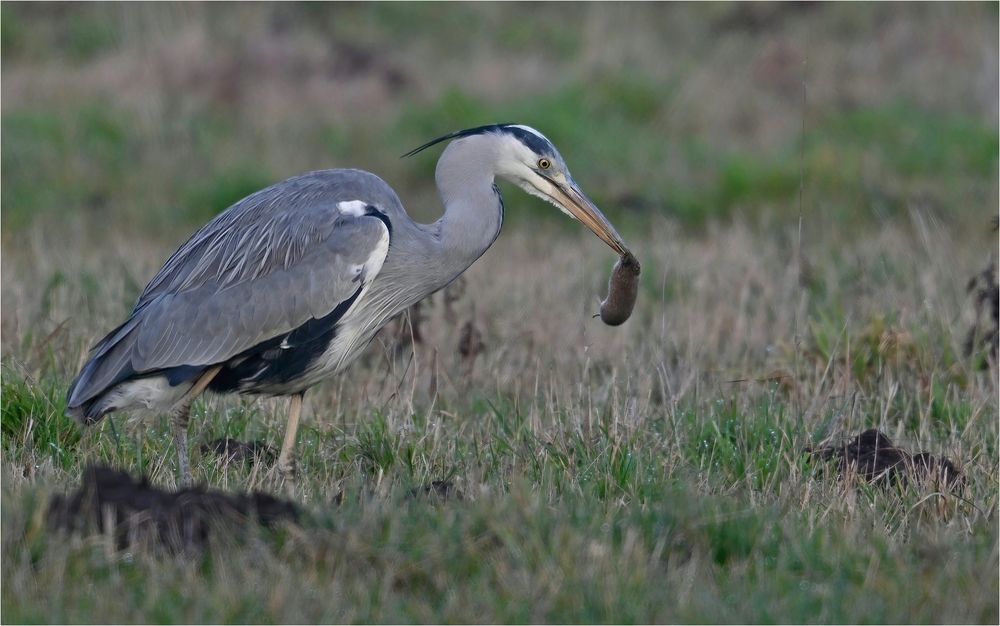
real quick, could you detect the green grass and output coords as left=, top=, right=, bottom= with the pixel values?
left=3, top=4, right=997, bottom=237
left=2, top=354, right=996, bottom=622
left=4, top=89, right=994, bottom=235
left=1, top=370, right=78, bottom=470
left=2, top=221, right=997, bottom=621
left=5, top=215, right=995, bottom=625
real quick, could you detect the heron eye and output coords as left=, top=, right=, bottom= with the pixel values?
left=537, top=158, right=551, bottom=170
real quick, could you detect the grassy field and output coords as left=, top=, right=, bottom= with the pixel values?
left=2, top=3, right=998, bottom=623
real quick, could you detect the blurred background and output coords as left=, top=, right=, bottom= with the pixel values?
left=2, top=2, right=996, bottom=238
left=2, top=2, right=998, bottom=376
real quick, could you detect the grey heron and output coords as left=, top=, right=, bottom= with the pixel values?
left=66, top=123, right=632, bottom=487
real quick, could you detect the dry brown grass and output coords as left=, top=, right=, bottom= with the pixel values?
left=4, top=209, right=994, bottom=445
left=3, top=212, right=997, bottom=622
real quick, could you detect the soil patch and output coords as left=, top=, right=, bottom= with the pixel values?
left=47, top=465, right=298, bottom=552
left=806, top=429, right=966, bottom=491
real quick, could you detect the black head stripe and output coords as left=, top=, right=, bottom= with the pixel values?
left=504, top=126, right=554, bottom=158
left=401, top=123, right=553, bottom=158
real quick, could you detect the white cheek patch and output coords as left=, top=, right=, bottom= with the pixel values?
left=337, top=200, right=369, bottom=217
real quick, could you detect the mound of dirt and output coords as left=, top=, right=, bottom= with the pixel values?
left=806, top=429, right=966, bottom=491
left=47, top=466, right=298, bottom=552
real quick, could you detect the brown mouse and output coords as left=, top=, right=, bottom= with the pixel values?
left=599, top=252, right=640, bottom=326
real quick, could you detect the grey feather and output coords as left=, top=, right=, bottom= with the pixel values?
left=137, top=170, right=397, bottom=304
left=67, top=170, right=396, bottom=409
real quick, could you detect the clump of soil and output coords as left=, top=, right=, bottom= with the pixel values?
left=47, top=466, right=298, bottom=552
left=806, top=429, right=966, bottom=492
left=201, top=437, right=276, bottom=467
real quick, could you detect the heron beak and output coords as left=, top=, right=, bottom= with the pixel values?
left=546, top=176, right=629, bottom=257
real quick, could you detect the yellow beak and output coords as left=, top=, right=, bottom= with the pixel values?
left=545, top=175, right=629, bottom=257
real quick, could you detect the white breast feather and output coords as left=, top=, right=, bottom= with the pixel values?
left=313, top=223, right=391, bottom=377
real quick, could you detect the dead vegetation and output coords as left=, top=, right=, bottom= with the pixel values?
left=407, top=480, right=458, bottom=502
left=201, top=437, right=277, bottom=468
left=379, top=276, right=487, bottom=382
left=964, top=257, right=999, bottom=368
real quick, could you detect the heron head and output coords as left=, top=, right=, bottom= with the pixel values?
left=404, top=124, right=630, bottom=256
left=491, top=124, right=629, bottom=257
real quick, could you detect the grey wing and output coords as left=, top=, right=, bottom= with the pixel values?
left=136, top=170, right=395, bottom=306
left=67, top=170, right=394, bottom=410
left=132, top=217, right=389, bottom=371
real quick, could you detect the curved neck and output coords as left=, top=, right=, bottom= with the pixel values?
left=429, top=136, right=504, bottom=276
left=375, top=135, right=506, bottom=309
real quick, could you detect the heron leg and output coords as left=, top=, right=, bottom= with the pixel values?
left=171, top=405, right=194, bottom=488
left=169, top=366, right=222, bottom=488
left=277, top=392, right=304, bottom=491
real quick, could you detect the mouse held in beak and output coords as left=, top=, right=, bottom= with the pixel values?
left=599, top=252, right=641, bottom=326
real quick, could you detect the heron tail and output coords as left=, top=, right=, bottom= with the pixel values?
left=66, top=316, right=143, bottom=424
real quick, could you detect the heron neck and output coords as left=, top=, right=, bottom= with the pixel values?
left=436, top=185, right=502, bottom=261
left=430, top=140, right=504, bottom=279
